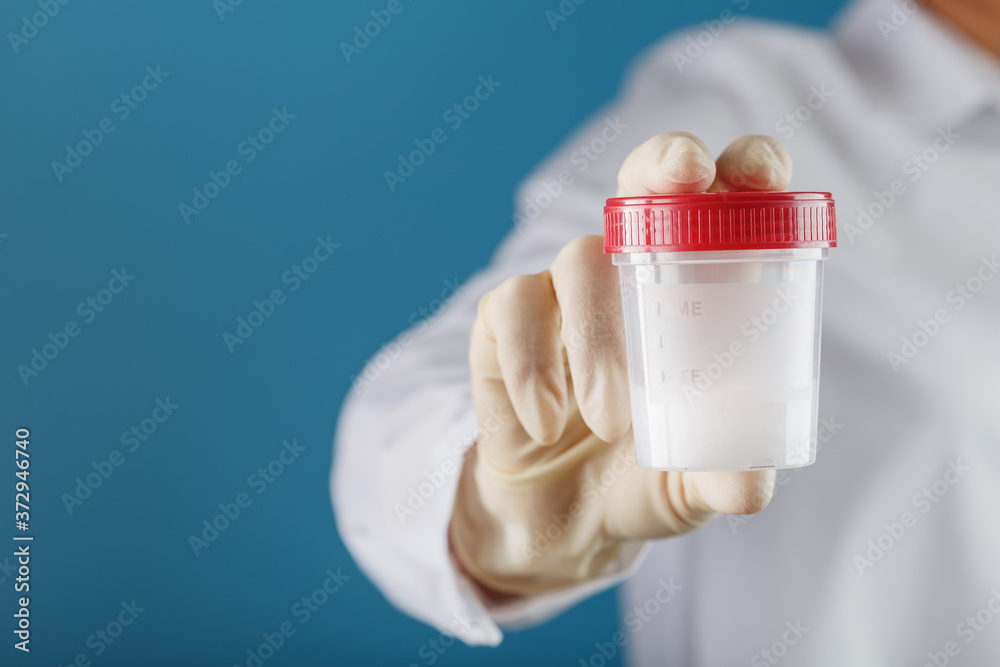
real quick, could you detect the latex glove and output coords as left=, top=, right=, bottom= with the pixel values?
left=450, top=133, right=793, bottom=595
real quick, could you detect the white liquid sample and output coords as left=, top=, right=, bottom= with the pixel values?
left=631, top=277, right=819, bottom=470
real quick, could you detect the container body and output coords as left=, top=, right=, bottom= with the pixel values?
left=613, top=248, right=827, bottom=471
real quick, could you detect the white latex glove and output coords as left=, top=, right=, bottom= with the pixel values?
left=450, top=133, right=794, bottom=596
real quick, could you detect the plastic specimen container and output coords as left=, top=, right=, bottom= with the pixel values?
left=604, top=192, right=837, bottom=471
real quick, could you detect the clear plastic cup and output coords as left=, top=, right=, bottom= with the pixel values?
left=604, top=192, right=837, bottom=471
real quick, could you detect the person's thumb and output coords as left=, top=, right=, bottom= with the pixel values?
left=685, top=470, right=777, bottom=516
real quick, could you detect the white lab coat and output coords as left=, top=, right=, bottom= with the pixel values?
left=332, top=0, right=1000, bottom=663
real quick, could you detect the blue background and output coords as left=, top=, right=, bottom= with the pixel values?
left=0, top=0, right=847, bottom=664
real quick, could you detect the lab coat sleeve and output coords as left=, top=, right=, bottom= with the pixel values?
left=331, top=27, right=759, bottom=645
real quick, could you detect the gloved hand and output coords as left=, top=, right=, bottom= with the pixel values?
left=449, top=133, right=794, bottom=596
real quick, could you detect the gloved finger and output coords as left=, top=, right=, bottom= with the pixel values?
left=707, top=135, right=793, bottom=192
left=684, top=469, right=777, bottom=516
left=602, top=458, right=776, bottom=539
left=549, top=236, right=630, bottom=444
left=470, top=272, right=569, bottom=472
left=616, top=132, right=717, bottom=196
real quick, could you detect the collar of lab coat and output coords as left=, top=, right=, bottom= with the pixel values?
left=834, top=0, right=1000, bottom=130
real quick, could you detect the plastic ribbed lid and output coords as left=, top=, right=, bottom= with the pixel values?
left=604, top=191, right=836, bottom=253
